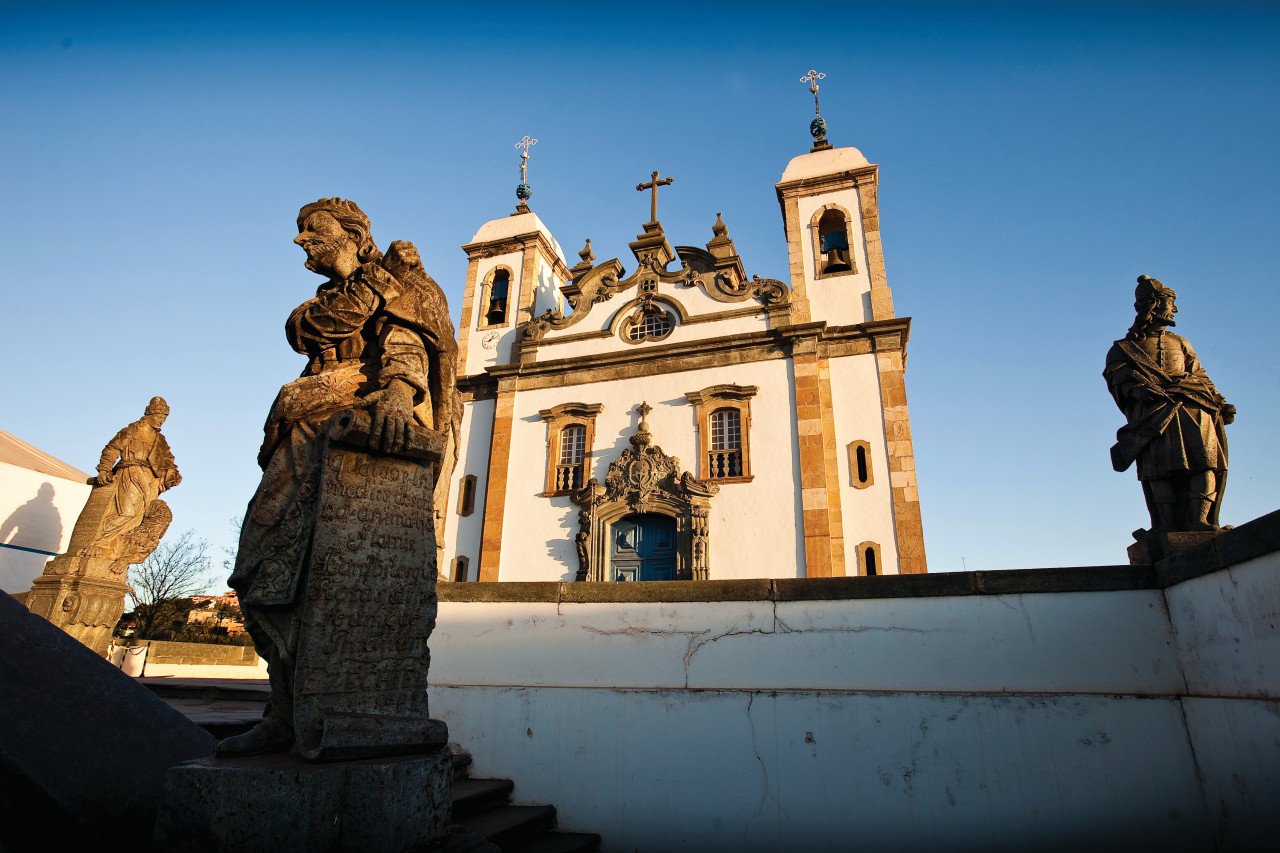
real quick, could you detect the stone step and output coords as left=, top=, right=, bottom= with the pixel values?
left=458, top=804, right=557, bottom=851
left=513, top=831, right=602, bottom=853
left=452, top=777, right=515, bottom=819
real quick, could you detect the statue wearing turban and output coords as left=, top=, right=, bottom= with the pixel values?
left=1105, top=275, right=1235, bottom=534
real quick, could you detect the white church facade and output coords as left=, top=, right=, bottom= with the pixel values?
left=440, top=141, right=927, bottom=583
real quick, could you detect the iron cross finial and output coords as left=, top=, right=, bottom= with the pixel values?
left=515, top=135, right=538, bottom=183
left=801, top=69, right=826, bottom=116
left=635, top=170, right=675, bottom=223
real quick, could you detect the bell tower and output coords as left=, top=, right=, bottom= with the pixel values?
left=775, top=71, right=896, bottom=328
left=456, top=136, right=571, bottom=377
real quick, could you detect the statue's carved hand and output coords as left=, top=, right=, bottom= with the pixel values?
left=365, top=380, right=415, bottom=454
left=1222, top=404, right=1237, bottom=425
left=96, top=469, right=114, bottom=486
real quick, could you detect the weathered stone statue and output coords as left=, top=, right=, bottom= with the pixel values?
left=217, top=197, right=457, bottom=760
left=26, top=397, right=180, bottom=652
left=1105, top=275, right=1235, bottom=554
left=155, top=199, right=460, bottom=850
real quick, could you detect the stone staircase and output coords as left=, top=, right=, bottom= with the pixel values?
left=448, top=748, right=600, bottom=852
left=142, top=678, right=600, bottom=852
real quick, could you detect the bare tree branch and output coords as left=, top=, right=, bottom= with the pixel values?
left=128, top=529, right=215, bottom=639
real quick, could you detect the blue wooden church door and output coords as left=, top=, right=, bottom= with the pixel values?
left=610, top=514, right=677, bottom=581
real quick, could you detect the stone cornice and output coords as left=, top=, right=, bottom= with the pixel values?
left=461, top=231, right=572, bottom=281
left=455, top=318, right=911, bottom=395
left=775, top=163, right=879, bottom=204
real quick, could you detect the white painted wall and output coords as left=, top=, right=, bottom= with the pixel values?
left=473, top=359, right=805, bottom=581
left=827, top=353, right=900, bottom=574
left=532, top=256, right=565, bottom=317
left=1165, top=549, right=1280, bottom=851
left=431, top=590, right=1180, bottom=694
left=428, top=556, right=1280, bottom=852
left=436, top=686, right=1207, bottom=852
left=0, top=462, right=91, bottom=592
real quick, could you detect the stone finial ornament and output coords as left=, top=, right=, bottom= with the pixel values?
left=216, top=197, right=459, bottom=761
left=1105, top=275, right=1235, bottom=558
left=26, top=397, right=182, bottom=652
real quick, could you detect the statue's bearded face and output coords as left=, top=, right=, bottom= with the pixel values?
left=1155, top=294, right=1178, bottom=327
left=295, top=211, right=359, bottom=277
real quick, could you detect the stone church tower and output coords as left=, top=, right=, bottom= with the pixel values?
left=441, top=131, right=926, bottom=582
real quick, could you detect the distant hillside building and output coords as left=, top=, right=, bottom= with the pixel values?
left=0, top=430, right=93, bottom=594
left=441, top=143, right=927, bottom=582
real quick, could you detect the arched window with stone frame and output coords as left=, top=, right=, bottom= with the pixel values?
left=810, top=204, right=857, bottom=278
left=847, top=440, right=874, bottom=489
left=856, top=541, right=882, bottom=576
left=684, top=384, right=759, bottom=483
left=478, top=265, right=513, bottom=329
left=539, top=403, right=604, bottom=496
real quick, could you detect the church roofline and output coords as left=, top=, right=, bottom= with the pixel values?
left=464, top=211, right=568, bottom=265
left=777, top=145, right=872, bottom=184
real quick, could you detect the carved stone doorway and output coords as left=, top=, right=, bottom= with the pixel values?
left=572, top=403, right=718, bottom=582
left=610, top=513, right=677, bottom=582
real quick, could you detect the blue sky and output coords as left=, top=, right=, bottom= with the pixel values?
left=3, top=1, right=1277, bottom=579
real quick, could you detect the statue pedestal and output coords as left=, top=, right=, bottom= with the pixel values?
left=25, top=561, right=129, bottom=655
left=1128, top=530, right=1219, bottom=565
left=154, top=748, right=452, bottom=852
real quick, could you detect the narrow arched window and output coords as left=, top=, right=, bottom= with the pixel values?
left=453, top=555, right=470, bottom=583
left=457, top=474, right=477, bottom=516
left=485, top=269, right=510, bottom=326
left=556, top=424, right=587, bottom=492
left=848, top=440, right=874, bottom=489
left=708, top=408, right=743, bottom=479
left=817, top=209, right=852, bottom=275
left=857, top=540, right=882, bottom=577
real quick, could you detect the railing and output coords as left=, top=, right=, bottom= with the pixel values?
left=706, top=450, right=743, bottom=479
left=554, top=463, right=584, bottom=492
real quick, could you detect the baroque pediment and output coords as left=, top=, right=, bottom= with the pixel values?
left=523, top=214, right=789, bottom=344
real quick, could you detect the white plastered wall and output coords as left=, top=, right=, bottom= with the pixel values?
left=796, top=187, right=874, bottom=326
left=441, top=397, right=495, bottom=581
left=536, top=308, right=770, bottom=363
left=532, top=256, right=565, bottom=317
left=427, top=584, right=1214, bottom=851
left=493, top=359, right=804, bottom=581
left=0, top=462, right=91, bottom=592
left=827, top=352, right=900, bottom=574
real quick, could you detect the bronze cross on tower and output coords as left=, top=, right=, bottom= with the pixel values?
left=635, top=171, right=674, bottom=223
left=515, top=135, right=537, bottom=183
left=801, top=68, right=826, bottom=116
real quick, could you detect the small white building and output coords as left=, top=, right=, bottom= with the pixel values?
left=441, top=140, right=927, bottom=583
left=0, top=430, right=93, bottom=594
